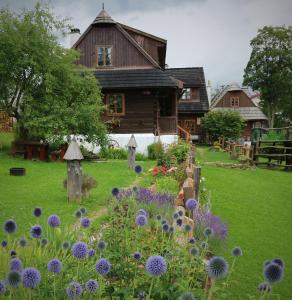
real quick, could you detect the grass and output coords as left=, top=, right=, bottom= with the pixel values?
left=196, top=146, right=292, bottom=299
left=0, top=150, right=154, bottom=240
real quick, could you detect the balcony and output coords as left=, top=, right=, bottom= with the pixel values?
left=158, top=116, right=177, bottom=134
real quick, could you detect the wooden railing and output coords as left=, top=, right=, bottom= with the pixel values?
left=158, top=116, right=177, bottom=134
left=178, top=125, right=191, bottom=143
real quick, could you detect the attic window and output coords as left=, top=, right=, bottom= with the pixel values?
left=230, top=97, right=239, bottom=107
left=181, top=88, right=191, bottom=100
left=97, top=46, right=112, bottom=67
left=106, top=94, right=125, bottom=116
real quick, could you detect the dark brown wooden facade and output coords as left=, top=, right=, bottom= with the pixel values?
left=72, top=9, right=208, bottom=137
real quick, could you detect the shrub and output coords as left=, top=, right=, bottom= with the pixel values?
left=136, top=152, right=148, bottom=161
left=147, top=142, right=164, bottom=160
left=156, top=177, right=179, bottom=195
left=100, top=147, right=128, bottom=159
left=167, top=141, right=190, bottom=164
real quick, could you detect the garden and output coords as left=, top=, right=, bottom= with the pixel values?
left=0, top=133, right=289, bottom=299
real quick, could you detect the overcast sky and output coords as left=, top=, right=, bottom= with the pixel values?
left=1, top=0, right=291, bottom=89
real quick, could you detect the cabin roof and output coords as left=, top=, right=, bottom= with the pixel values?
left=94, top=68, right=180, bottom=88
left=64, top=139, right=84, bottom=160
left=212, top=107, right=268, bottom=120
left=92, top=9, right=116, bottom=24
left=165, top=68, right=209, bottom=113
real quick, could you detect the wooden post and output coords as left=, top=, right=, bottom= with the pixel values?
left=127, top=134, right=137, bottom=169
left=183, top=178, right=194, bottom=203
left=193, top=166, right=201, bottom=200
left=64, top=138, right=84, bottom=202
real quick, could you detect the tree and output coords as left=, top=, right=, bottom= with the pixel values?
left=243, top=26, right=292, bottom=127
left=0, top=4, right=106, bottom=145
left=201, top=111, right=245, bottom=141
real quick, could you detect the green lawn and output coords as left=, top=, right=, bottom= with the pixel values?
left=0, top=151, right=154, bottom=239
left=196, top=147, right=292, bottom=299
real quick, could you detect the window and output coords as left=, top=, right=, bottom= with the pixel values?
left=106, top=94, right=125, bottom=116
left=97, top=46, right=112, bottom=67
left=230, top=97, right=239, bottom=107
left=181, top=88, right=191, bottom=100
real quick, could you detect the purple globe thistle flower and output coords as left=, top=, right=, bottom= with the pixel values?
left=95, top=258, right=111, bottom=275
left=162, top=223, right=169, bottom=232
left=134, top=165, right=143, bottom=174
left=135, top=215, right=147, bottom=227
left=47, top=215, right=60, bottom=228
left=7, top=271, right=21, bottom=288
left=62, top=241, right=70, bottom=250
left=133, top=251, right=142, bottom=261
left=97, top=240, right=107, bottom=251
left=204, top=227, right=213, bottom=237
left=137, top=209, right=147, bottom=217
left=185, top=198, right=198, bottom=210
left=10, top=250, right=17, bottom=257
left=48, top=259, right=62, bottom=273
left=0, top=281, right=6, bottom=294
left=184, top=224, right=192, bottom=232
left=21, top=267, right=41, bottom=289
left=263, top=263, right=283, bottom=283
left=176, top=218, right=183, bottom=227
left=19, top=237, right=27, bottom=247
left=178, top=210, right=184, bottom=217
left=273, top=258, right=284, bottom=269
left=66, top=281, right=83, bottom=299
left=30, top=225, right=42, bottom=239
left=80, top=207, right=87, bottom=215
left=156, top=214, right=162, bottom=221
left=72, top=242, right=88, bottom=260
left=85, top=279, right=99, bottom=294
left=41, top=238, right=48, bottom=246
left=190, top=247, right=199, bottom=257
left=173, top=212, right=179, bottom=219
left=189, top=237, right=196, bottom=244
left=33, top=207, right=42, bottom=218
left=179, top=292, right=196, bottom=300
left=257, top=282, right=272, bottom=293
left=201, top=242, right=208, bottom=250
left=10, top=258, right=23, bottom=272
left=111, top=187, right=120, bottom=197
left=146, top=255, right=167, bottom=277
left=1, top=240, right=7, bottom=247
left=3, top=219, right=17, bottom=234
left=206, top=256, right=229, bottom=279
left=88, top=249, right=96, bottom=257
left=80, top=218, right=91, bottom=228
left=232, top=247, right=243, bottom=257
left=75, top=210, right=82, bottom=218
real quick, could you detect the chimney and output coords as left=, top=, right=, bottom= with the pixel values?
left=207, top=80, right=212, bottom=105
left=69, top=28, right=81, bottom=48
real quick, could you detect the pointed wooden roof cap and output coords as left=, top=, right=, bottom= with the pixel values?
left=92, top=6, right=116, bottom=25
left=127, top=134, right=137, bottom=148
left=64, top=137, right=84, bottom=160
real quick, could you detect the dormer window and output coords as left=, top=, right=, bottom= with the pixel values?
left=97, top=46, right=112, bottom=67
left=181, top=88, right=191, bottom=100
left=230, top=97, right=239, bottom=107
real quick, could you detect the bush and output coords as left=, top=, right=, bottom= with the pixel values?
left=136, top=152, right=148, bottom=161
left=147, top=142, right=164, bottom=160
left=155, top=176, right=179, bottom=195
left=167, top=141, right=190, bottom=164
left=100, top=147, right=127, bottom=159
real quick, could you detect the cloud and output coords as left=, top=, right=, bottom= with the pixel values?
left=1, top=0, right=291, bottom=88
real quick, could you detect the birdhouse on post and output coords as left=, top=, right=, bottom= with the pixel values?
left=63, top=137, right=84, bottom=202
left=127, top=134, right=137, bottom=169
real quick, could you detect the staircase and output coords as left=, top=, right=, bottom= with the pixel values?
left=178, top=125, right=191, bottom=143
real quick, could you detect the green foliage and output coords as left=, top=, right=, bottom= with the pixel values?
left=243, top=26, right=292, bottom=127
left=0, top=4, right=106, bottom=145
left=135, top=152, right=148, bottom=161
left=147, top=142, right=164, bottom=160
left=100, top=147, right=128, bottom=159
left=155, top=176, right=179, bottom=195
left=202, top=110, right=245, bottom=141
left=167, top=141, right=190, bottom=164
left=261, top=130, right=286, bottom=141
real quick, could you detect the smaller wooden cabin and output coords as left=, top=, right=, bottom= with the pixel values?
left=211, top=84, right=268, bottom=140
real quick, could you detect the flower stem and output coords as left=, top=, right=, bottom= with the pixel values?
left=147, top=277, right=155, bottom=300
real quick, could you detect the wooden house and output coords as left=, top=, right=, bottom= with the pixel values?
left=211, top=84, right=268, bottom=140
left=71, top=8, right=208, bottom=151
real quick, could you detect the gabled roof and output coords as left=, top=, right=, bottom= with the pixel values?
left=64, top=138, right=84, bottom=160
left=212, top=107, right=268, bottom=120
left=94, top=68, right=180, bottom=89
left=165, top=68, right=209, bottom=113
left=72, top=9, right=160, bottom=69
